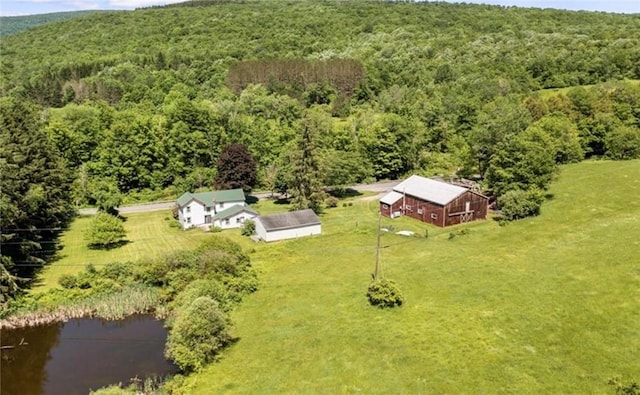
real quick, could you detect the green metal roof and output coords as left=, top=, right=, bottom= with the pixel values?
left=213, top=205, right=258, bottom=221
left=177, top=189, right=246, bottom=208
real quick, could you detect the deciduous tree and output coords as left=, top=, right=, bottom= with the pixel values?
left=214, top=143, right=257, bottom=193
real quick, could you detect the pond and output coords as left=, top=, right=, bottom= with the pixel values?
left=1, top=315, right=179, bottom=395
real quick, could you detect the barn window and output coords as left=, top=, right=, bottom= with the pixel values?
left=382, top=204, right=389, bottom=209
left=431, top=213, right=437, bottom=220
left=405, top=205, right=412, bottom=211
left=417, top=208, right=424, bottom=215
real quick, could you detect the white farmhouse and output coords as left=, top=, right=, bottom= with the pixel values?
left=254, top=209, right=321, bottom=242
left=176, top=189, right=257, bottom=230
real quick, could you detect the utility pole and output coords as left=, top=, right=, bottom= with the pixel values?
left=374, top=211, right=381, bottom=280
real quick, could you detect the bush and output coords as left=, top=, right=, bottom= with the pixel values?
left=367, top=279, right=404, bottom=308
left=58, top=274, right=77, bottom=289
left=608, top=377, right=640, bottom=395
left=325, top=196, right=339, bottom=208
left=101, top=262, right=133, bottom=282
left=241, top=220, right=256, bottom=236
left=498, top=188, right=545, bottom=221
left=165, top=297, right=231, bottom=372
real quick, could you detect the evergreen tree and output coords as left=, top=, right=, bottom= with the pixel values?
left=214, top=143, right=257, bottom=193
left=0, top=97, right=73, bottom=301
left=290, top=110, right=325, bottom=213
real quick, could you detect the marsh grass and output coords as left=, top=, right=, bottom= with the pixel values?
left=1, top=285, right=160, bottom=329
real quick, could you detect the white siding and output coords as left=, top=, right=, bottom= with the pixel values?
left=214, top=211, right=257, bottom=230
left=255, top=220, right=321, bottom=242
left=180, top=199, right=248, bottom=230
left=182, top=200, right=206, bottom=229
left=214, top=200, right=245, bottom=214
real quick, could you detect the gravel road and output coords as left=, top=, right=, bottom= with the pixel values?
left=77, top=180, right=400, bottom=216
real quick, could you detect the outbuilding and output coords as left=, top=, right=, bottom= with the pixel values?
left=254, top=209, right=321, bottom=242
left=380, top=175, right=488, bottom=227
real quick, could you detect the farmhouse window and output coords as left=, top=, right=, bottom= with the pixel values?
left=206, top=207, right=211, bottom=212
left=186, top=206, right=191, bottom=213
left=431, top=213, right=437, bottom=220
left=236, top=217, right=243, bottom=223
left=382, top=204, right=389, bottom=209
left=219, top=202, right=225, bottom=208
left=224, top=219, right=230, bottom=225
left=186, top=217, right=191, bottom=223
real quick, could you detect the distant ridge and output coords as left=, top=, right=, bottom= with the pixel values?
left=0, top=10, right=109, bottom=36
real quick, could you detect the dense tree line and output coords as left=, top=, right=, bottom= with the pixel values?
left=0, top=98, right=74, bottom=304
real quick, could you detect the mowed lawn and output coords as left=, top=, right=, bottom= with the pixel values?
left=180, top=160, right=640, bottom=394
left=32, top=211, right=212, bottom=292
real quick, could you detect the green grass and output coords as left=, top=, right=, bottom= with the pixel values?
left=538, top=79, right=640, bottom=98
left=178, top=160, right=640, bottom=394
left=32, top=211, right=212, bottom=292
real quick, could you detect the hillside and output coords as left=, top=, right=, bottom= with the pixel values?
left=0, top=11, right=105, bottom=37
left=178, top=159, right=640, bottom=393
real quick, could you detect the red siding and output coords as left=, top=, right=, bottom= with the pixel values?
left=380, top=190, right=488, bottom=227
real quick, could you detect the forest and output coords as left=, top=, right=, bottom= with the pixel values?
left=1, top=0, right=640, bottom=301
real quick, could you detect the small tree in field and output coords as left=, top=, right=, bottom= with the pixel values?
left=86, top=212, right=126, bottom=249
left=214, top=143, right=257, bottom=193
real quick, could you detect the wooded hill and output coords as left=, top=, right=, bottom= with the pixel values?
left=1, top=0, right=640, bottom=211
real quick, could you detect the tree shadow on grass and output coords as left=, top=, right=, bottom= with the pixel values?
left=88, top=240, right=131, bottom=251
left=327, top=187, right=362, bottom=198
left=274, top=197, right=291, bottom=205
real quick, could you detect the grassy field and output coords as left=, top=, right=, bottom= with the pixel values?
left=176, top=160, right=640, bottom=394
left=34, top=161, right=639, bottom=393
left=537, top=79, right=640, bottom=98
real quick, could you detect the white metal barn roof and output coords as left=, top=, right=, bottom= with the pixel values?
left=392, top=175, right=468, bottom=206
left=380, top=191, right=404, bottom=205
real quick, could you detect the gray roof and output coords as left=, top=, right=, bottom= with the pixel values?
left=392, top=175, right=468, bottom=206
left=257, top=209, right=320, bottom=232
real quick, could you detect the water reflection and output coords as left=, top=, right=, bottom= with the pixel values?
left=1, top=315, right=178, bottom=395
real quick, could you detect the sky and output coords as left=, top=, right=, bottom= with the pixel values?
left=0, top=0, right=638, bottom=17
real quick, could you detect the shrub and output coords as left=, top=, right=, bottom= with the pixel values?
left=325, top=196, right=339, bottom=208
left=498, top=188, right=545, bottom=221
left=367, top=279, right=404, bottom=308
left=58, top=274, right=77, bottom=289
left=241, top=220, right=256, bottom=236
left=608, top=377, right=640, bottom=395
left=101, top=262, right=133, bottom=282
left=165, top=297, right=231, bottom=372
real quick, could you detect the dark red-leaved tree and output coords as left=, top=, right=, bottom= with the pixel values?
left=214, top=143, right=258, bottom=193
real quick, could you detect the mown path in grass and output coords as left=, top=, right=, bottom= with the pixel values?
left=31, top=211, right=212, bottom=293
left=183, top=160, right=640, bottom=394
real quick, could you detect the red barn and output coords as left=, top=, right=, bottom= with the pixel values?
left=380, top=175, right=489, bottom=227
